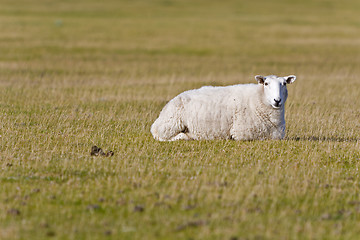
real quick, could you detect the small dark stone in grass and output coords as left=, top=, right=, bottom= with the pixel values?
left=104, top=230, right=112, bottom=236
left=106, top=151, right=114, bottom=157
left=246, top=207, right=263, bottom=214
left=134, top=205, right=145, bottom=212
left=32, top=188, right=40, bottom=193
left=7, top=208, right=21, bottom=216
left=98, top=198, right=105, bottom=202
left=6, top=163, right=13, bottom=167
left=91, top=146, right=103, bottom=156
left=230, top=237, right=238, bottom=240
left=46, top=231, right=56, bottom=237
left=87, top=204, right=100, bottom=210
left=91, top=146, right=114, bottom=157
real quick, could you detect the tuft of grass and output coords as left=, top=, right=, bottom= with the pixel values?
left=1, top=0, right=360, bottom=239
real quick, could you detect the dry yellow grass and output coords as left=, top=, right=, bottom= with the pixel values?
left=1, top=0, right=360, bottom=239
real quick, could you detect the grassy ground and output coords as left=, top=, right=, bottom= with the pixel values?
left=1, top=0, right=360, bottom=239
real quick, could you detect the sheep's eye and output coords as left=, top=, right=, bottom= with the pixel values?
left=264, top=82, right=268, bottom=86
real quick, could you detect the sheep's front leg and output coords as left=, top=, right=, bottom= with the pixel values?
left=170, top=133, right=191, bottom=141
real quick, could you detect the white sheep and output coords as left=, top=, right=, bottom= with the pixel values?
left=151, top=75, right=296, bottom=141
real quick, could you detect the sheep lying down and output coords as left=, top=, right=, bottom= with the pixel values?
left=151, top=75, right=296, bottom=141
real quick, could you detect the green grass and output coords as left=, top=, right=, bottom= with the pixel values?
left=1, top=0, right=360, bottom=239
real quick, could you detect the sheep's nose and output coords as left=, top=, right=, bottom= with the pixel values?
left=274, top=99, right=281, bottom=107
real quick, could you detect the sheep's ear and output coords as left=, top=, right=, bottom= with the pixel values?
left=285, top=75, right=296, bottom=84
left=255, top=75, right=265, bottom=85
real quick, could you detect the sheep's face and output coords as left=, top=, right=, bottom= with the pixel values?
left=255, top=75, right=296, bottom=109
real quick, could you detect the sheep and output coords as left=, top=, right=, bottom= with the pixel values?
left=151, top=75, right=296, bottom=141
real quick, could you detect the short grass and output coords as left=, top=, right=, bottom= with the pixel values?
left=1, top=0, right=360, bottom=239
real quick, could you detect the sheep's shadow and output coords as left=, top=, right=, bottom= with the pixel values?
left=286, top=136, right=360, bottom=143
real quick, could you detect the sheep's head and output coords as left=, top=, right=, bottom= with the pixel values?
left=255, top=75, right=296, bottom=109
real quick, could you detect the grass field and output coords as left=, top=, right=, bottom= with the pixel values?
left=1, top=0, right=360, bottom=239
